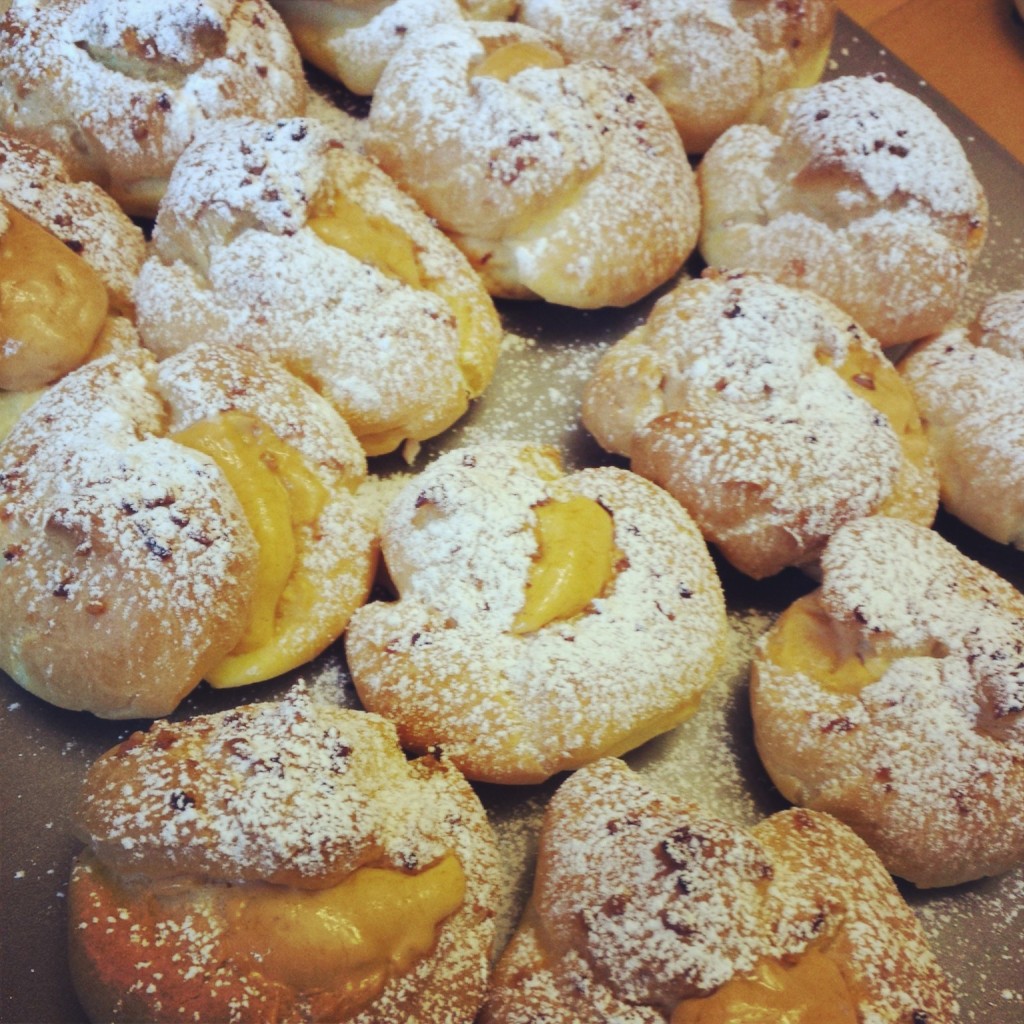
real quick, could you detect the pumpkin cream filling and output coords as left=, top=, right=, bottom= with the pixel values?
left=671, top=948, right=858, bottom=1024
left=471, top=40, right=565, bottom=82
left=0, top=201, right=109, bottom=392
left=512, top=495, right=618, bottom=635
left=308, top=187, right=494, bottom=455
left=89, top=852, right=465, bottom=1019
left=765, top=591, right=943, bottom=695
left=173, top=410, right=336, bottom=689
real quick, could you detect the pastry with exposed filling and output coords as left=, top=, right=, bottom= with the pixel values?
left=0, top=132, right=144, bottom=436
left=135, top=115, right=503, bottom=457
left=698, top=74, right=988, bottom=348
left=751, top=515, right=1024, bottom=888
left=345, top=442, right=728, bottom=785
left=365, top=19, right=700, bottom=309
left=898, top=289, right=1024, bottom=548
left=0, top=0, right=307, bottom=218
left=0, top=344, right=376, bottom=719
left=517, top=0, right=837, bottom=154
left=582, top=270, right=938, bottom=579
left=69, top=688, right=501, bottom=1022
left=481, top=757, right=957, bottom=1023
left=271, top=0, right=517, bottom=96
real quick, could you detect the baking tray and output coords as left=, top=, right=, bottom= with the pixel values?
left=2, top=13, right=1024, bottom=1023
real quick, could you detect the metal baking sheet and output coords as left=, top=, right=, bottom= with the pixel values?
left=3, top=14, right=1024, bottom=1023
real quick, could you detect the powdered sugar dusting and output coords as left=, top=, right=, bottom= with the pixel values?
left=783, top=75, right=982, bottom=215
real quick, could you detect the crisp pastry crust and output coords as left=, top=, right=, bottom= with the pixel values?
left=698, top=74, right=988, bottom=348
left=135, top=115, right=503, bottom=457
left=751, top=515, right=1024, bottom=888
left=365, top=19, right=700, bottom=309
left=69, top=689, right=501, bottom=1023
left=481, top=758, right=957, bottom=1023
left=518, top=0, right=838, bottom=154
left=898, top=290, right=1024, bottom=548
left=271, top=0, right=517, bottom=95
left=0, top=0, right=307, bottom=217
left=582, top=270, right=938, bottom=579
left=0, top=344, right=375, bottom=719
left=345, top=442, right=728, bottom=785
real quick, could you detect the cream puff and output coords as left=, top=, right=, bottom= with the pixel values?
left=134, top=115, right=503, bottom=457
left=0, top=344, right=376, bottom=718
left=345, top=442, right=727, bottom=784
left=0, top=0, right=308, bottom=217
left=365, top=19, right=700, bottom=308
left=69, top=688, right=501, bottom=1022
left=482, top=758, right=957, bottom=1022
left=0, top=132, right=144, bottom=434
left=517, top=0, right=837, bottom=154
left=698, top=74, right=988, bottom=348
left=271, top=0, right=517, bottom=95
left=583, top=270, right=938, bottom=579
left=751, top=515, right=1024, bottom=888
left=898, top=289, right=1024, bottom=548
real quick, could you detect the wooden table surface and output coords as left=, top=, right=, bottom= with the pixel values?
left=837, top=0, right=1024, bottom=163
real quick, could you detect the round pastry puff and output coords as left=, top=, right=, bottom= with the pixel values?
left=480, top=758, right=956, bottom=1024
left=135, top=115, right=503, bottom=458
left=0, top=132, right=144, bottom=433
left=517, top=0, right=838, bottom=155
left=270, top=0, right=517, bottom=96
left=582, top=269, right=938, bottom=580
left=364, top=19, right=700, bottom=309
left=345, top=442, right=728, bottom=785
left=0, top=0, right=307, bottom=218
left=69, top=688, right=502, bottom=1024
left=751, top=515, right=1024, bottom=889
left=698, top=74, right=988, bottom=349
left=0, top=343, right=376, bottom=719
left=898, top=289, right=1024, bottom=549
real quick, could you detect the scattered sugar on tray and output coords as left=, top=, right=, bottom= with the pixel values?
left=633, top=608, right=775, bottom=827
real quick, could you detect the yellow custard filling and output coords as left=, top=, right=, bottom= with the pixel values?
left=672, top=949, right=858, bottom=1024
left=173, top=410, right=330, bottom=688
left=765, top=592, right=893, bottom=695
left=0, top=202, right=108, bottom=391
left=218, top=854, right=466, bottom=1010
left=472, top=40, right=565, bottom=81
left=512, top=495, right=617, bottom=634
left=836, top=344, right=928, bottom=469
left=308, top=187, right=496, bottom=454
